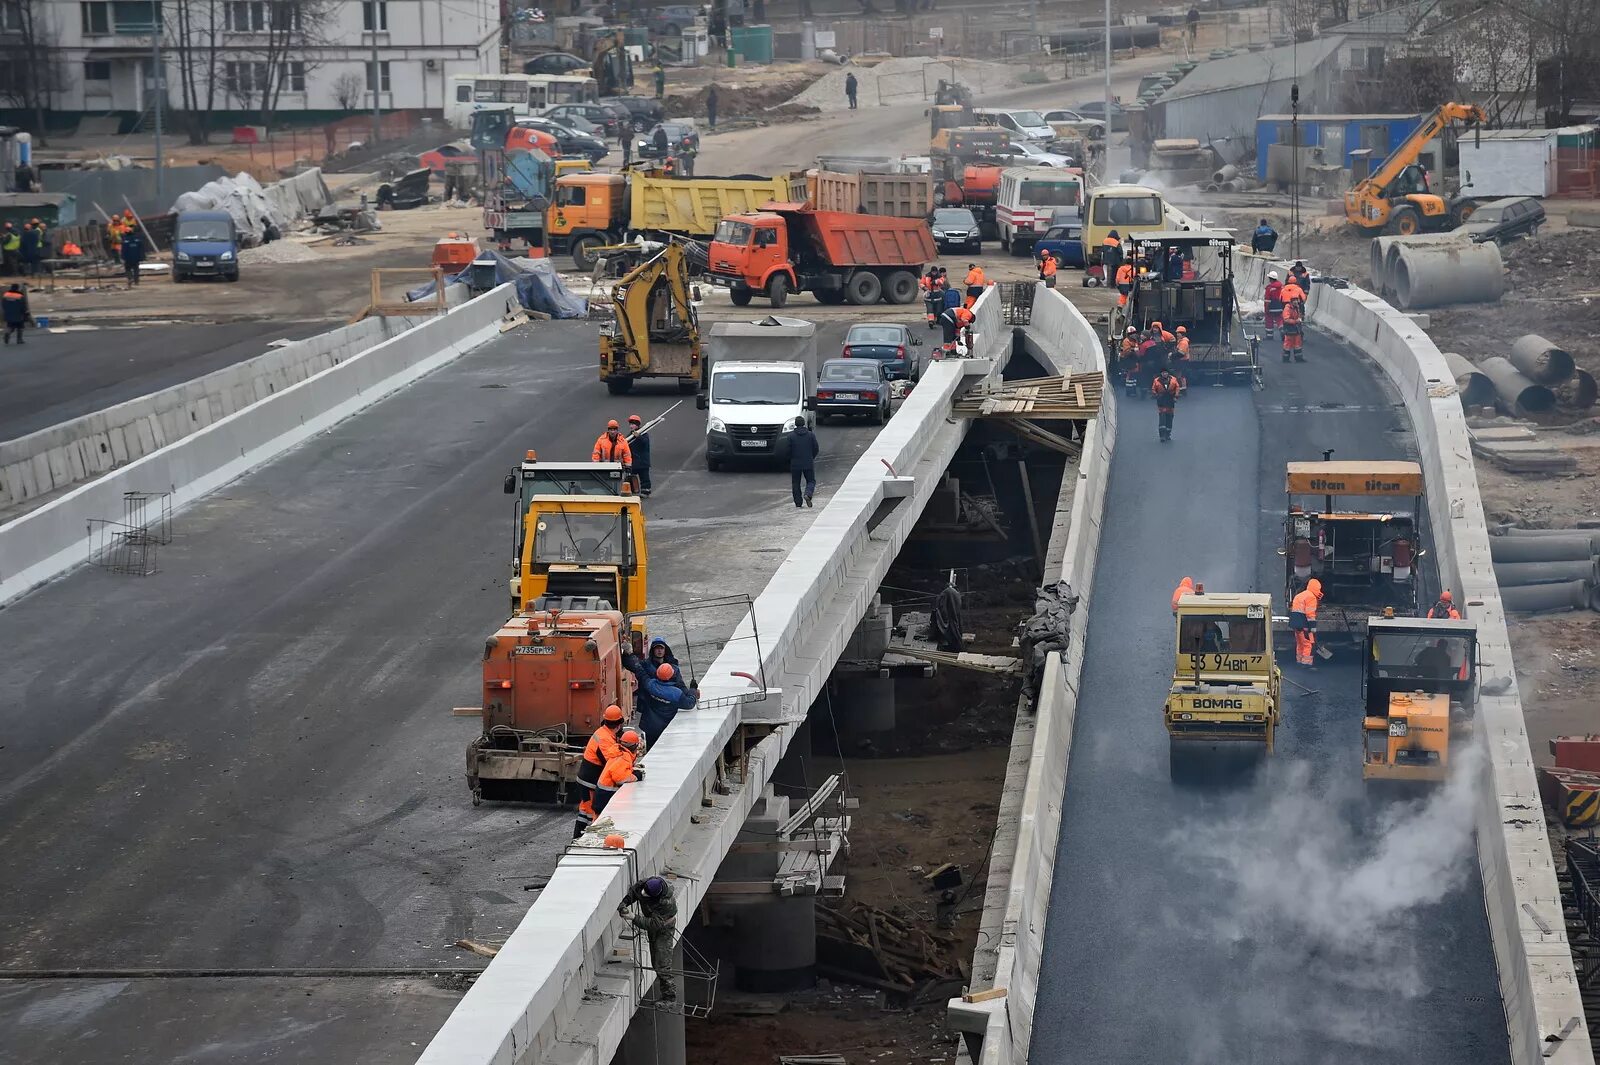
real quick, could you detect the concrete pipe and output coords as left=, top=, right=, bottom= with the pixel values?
left=1373, top=233, right=1468, bottom=297
left=1489, top=535, right=1597, bottom=563
left=1500, top=580, right=1597, bottom=614
left=1500, top=528, right=1600, bottom=552
left=1391, top=240, right=1504, bottom=311
left=1556, top=368, right=1598, bottom=410
left=1493, top=558, right=1600, bottom=588
left=1212, top=164, right=1240, bottom=184
left=1479, top=356, right=1555, bottom=416
left=1441, top=352, right=1495, bottom=408
left=1508, top=334, right=1575, bottom=385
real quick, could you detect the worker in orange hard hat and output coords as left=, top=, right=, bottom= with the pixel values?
left=1152, top=366, right=1180, bottom=442
left=592, top=419, right=633, bottom=465
left=1172, top=325, right=1190, bottom=393
left=964, top=263, right=986, bottom=302
left=579, top=704, right=631, bottom=794
left=1290, top=578, right=1324, bottom=666
left=626, top=412, right=652, bottom=497
left=1171, top=576, right=1196, bottom=614
left=1280, top=295, right=1305, bottom=363
left=574, top=727, right=642, bottom=839
left=1427, top=589, right=1461, bottom=620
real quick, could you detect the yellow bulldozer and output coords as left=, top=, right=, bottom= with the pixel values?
left=599, top=241, right=703, bottom=396
left=1344, top=102, right=1487, bottom=236
left=1165, top=591, right=1283, bottom=776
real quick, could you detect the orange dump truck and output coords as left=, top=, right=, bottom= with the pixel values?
left=708, top=203, right=937, bottom=308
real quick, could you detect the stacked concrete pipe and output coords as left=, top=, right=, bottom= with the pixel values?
left=1500, top=580, right=1600, bottom=613
left=1369, top=233, right=1468, bottom=298
left=1494, top=559, right=1600, bottom=587
left=1499, top=527, right=1600, bottom=551
left=1442, top=352, right=1496, bottom=408
left=1490, top=535, right=1596, bottom=563
left=1391, top=239, right=1505, bottom=311
left=1478, top=356, right=1555, bottom=417
left=1509, top=335, right=1575, bottom=384
left=1490, top=532, right=1600, bottom=613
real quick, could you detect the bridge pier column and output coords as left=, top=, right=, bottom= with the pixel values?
left=731, top=893, right=817, bottom=992
left=843, top=596, right=893, bottom=659
left=617, top=968, right=686, bottom=1065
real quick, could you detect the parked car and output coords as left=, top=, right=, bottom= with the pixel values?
left=539, top=109, right=602, bottom=137
left=544, top=101, right=626, bottom=141
left=637, top=121, right=700, bottom=159
left=1034, top=219, right=1085, bottom=268
left=1071, top=99, right=1127, bottom=132
left=523, top=51, right=590, bottom=75
left=816, top=358, right=894, bottom=424
left=843, top=322, right=922, bottom=381
left=1042, top=108, right=1105, bottom=140
left=930, top=207, right=982, bottom=253
left=515, top=117, right=609, bottom=163
left=418, top=142, right=470, bottom=174
left=605, top=94, right=667, bottom=132
left=1012, top=141, right=1077, bottom=168
left=644, top=4, right=701, bottom=36
left=1457, top=196, right=1545, bottom=246
left=172, top=210, right=241, bottom=283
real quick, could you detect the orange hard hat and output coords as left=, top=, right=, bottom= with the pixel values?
left=1440, top=590, right=1453, bottom=602
left=628, top=413, right=643, bottom=424
left=606, top=419, right=620, bottom=429
left=603, top=704, right=625, bottom=723
left=1150, top=320, right=1162, bottom=329
left=603, top=833, right=627, bottom=848
left=655, top=663, right=675, bottom=681
left=619, top=728, right=642, bottom=748
left=1176, top=326, right=1187, bottom=334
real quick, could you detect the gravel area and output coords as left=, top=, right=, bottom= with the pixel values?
left=239, top=239, right=324, bottom=264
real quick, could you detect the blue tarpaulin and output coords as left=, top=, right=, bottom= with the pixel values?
left=407, top=251, right=588, bottom=319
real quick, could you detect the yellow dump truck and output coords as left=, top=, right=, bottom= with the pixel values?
left=1165, top=592, right=1282, bottom=774
left=546, top=171, right=789, bottom=270
left=1360, top=615, right=1477, bottom=782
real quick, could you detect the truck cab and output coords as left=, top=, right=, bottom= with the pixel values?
left=547, top=171, right=628, bottom=263
left=1165, top=592, right=1282, bottom=774
left=710, top=211, right=790, bottom=303
left=172, top=210, right=240, bottom=283
left=505, top=461, right=646, bottom=613
left=697, top=359, right=815, bottom=470
left=1361, top=616, right=1477, bottom=782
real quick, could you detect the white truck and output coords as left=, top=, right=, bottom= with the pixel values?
left=696, top=316, right=821, bottom=471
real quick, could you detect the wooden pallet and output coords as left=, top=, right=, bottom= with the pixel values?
left=952, top=373, right=1104, bottom=420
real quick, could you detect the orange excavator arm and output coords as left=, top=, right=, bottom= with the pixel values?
left=1344, top=102, right=1486, bottom=228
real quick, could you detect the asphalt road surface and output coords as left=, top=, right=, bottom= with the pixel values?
left=1029, top=330, right=1508, bottom=1065
left=0, top=316, right=893, bottom=1065
left=0, top=321, right=323, bottom=442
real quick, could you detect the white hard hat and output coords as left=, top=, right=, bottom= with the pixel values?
left=1267, top=270, right=1279, bottom=280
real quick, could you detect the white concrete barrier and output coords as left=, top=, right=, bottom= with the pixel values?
left=416, top=288, right=1012, bottom=1065
left=946, top=287, right=1115, bottom=1064
left=0, top=316, right=428, bottom=513
left=0, top=286, right=519, bottom=606
left=1236, top=255, right=1591, bottom=1065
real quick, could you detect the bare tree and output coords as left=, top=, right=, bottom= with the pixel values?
left=0, top=0, right=67, bottom=143
left=240, top=0, right=334, bottom=126
left=168, top=0, right=223, bottom=144
left=332, top=69, right=363, bottom=110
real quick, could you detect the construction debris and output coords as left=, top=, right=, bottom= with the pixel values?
left=453, top=938, right=500, bottom=959
left=816, top=900, right=964, bottom=1002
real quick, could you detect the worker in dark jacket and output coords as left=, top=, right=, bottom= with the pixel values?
left=619, top=875, right=679, bottom=1001
left=626, top=413, right=652, bottom=496
left=789, top=418, right=819, bottom=508
left=2, top=282, right=30, bottom=344
left=120, top=228, right=146, bottom=287
left=1251, top=218, right=1278, bottom=253
left=623, top=642, right=698, bottom=746
left=19, top=222, right=40, bottom=276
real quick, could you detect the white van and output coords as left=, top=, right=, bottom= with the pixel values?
left=997, top=166, right=1083, bottom=255
left=973, top=108, right=1056, bottom=143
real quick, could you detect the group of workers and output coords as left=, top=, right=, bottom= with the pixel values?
left=1, top=219, right=50, bottom=277
left=1261, top=262, right=1311, bottom=362
left=921, top=265, right=977, bottom=357
left=1116, top=319, right=1191, bottom=440
left=591, top=414, right=653, bottom=496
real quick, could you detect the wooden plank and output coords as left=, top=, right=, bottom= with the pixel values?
left=1074, top=380, right=1086, bottom=407
left=963, top=987, right=1008, bottom=1003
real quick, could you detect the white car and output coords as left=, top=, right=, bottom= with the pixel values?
left=1013, top=141, right=1077, bottom=168
left=1042, top=108, right=1106, bottom=140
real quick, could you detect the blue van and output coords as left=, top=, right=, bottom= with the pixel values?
left=1033, top=212, right=1085, bottom=269
left=172, top=210, right=240, bottom=282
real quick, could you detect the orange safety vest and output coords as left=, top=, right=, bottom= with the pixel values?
left=1291, top=586, right=1320, bottom=622
left=1280, top=282, right=1306, bottom=305
left=1041, top=256, right=1057, bottom=278
left=954, top=305, right=974, bottom=326
left=1102, top=235, right=1120, bottom=249
left=1115, top=263, right=1134, bottom=286
left=592, top=432, right=633, bottom=465
left=1282, top=302, right=1303, bottom=327
left=1427, top=601, right=1461, bottom=620
left=965, top=267, right=985, bottom=287
left=1152, top=375, right=1180, bottom=409
left=582, top=723, right=624, bottom=768
left=1175, top=336, right=1190, bottom=359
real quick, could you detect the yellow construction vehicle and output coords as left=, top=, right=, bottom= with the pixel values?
left=1344, top=102, right=1487, bottom=235
left=598, top=241, right=702, bottom=396
left=1361, top=615, right=1478, bottom=782
left=1165, top=592, right=1282, bottom=774
left=503, top=452, right=647, bottom=615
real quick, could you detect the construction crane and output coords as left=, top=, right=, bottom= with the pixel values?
left=1344, top=102, right=1487, bottom=236
left=598, top=241, right=703, bottom=395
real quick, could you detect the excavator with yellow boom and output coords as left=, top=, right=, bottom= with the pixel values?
left=1345, top=102, right=1487, bottom=236
left=599, top=241, right=703, bottom=395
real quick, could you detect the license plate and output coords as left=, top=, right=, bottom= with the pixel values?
left=836, top=393, right=859, bottom=401
left=512, top=645, right=556, bottom=655
left=739, top=439, right=768, bottom=449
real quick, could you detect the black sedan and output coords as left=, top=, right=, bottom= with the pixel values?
left=1457, top=196, right=1545, bottom=246
left=543, top=102, right=626, bottom=141
left=605, top=94, right=667, bottom=132
left=524, top=52, right=590, bottom=76
left=930, top=207, right=982, bottom=253
left=843, top=323, right=922, bottom=381
left=816, top=359, right=893, bottom=424
left=638, top=121, right=701, bottom=159
left=515, top=117, right=609, bottom=164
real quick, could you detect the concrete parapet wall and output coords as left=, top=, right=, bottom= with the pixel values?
left=1235, top=255, right=1591, bottom=1065
left=0, top=286, right=519, bottom=606
left=416, top=289, right=1011, bottom=1065
left=0, top=316, right=427, bottom=513
left=947, top=287, right=1115, bottom=1064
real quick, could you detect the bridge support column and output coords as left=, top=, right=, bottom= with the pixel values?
left=843, top=595, right=892, bottom=659
left=731, top=893, right=817, bottom=992
left=617, top=969, right=686, bottom=1065
left=832, top=674, right=897, bottom=736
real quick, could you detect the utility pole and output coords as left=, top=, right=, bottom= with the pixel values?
left=1290, top=82, right=1301, bottom=261
left=1103, top=0, right=1112, bottom=169
left=151, top=0, right=163, bottom=202
left=370, top=1, right=382, bottom=145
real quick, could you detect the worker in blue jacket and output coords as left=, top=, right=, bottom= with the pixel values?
left=624, top=640, right=698, bottom=746
left=626, top=412, right=652, bottom=496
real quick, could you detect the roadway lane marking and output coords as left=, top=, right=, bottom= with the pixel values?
left=1258, top=404, right=1397, bottom=414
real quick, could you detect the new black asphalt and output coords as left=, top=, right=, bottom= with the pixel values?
left=1029, top=331, right=1508, bottom=1065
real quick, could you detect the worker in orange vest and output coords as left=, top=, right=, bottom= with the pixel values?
left=1280, top=298, right=1305, bottom=363
left=1038, top=249, right=1058, bottom=289
left=1171, top=575, right=1196, bottom=613
left=574, top=727, right=642, bottom=838
left=1115, top=260, right=1135, bottom=306
left=592, top=419, right=634, bottom=464
left=1172, top=325, right=1191, bottom=393
left=1427, top=590, right=1462, bottom=619
left=964, top=263, right=986, bottom=305
left=1100, top=230, right=1122, bottom=278
left=578, top=704, right=631, bottom=794
left=1152, top=367, right=1180, bottom=442
left=1290, top=578, right=1324, bottom=666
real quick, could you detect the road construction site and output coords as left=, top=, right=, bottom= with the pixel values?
left=1, top=32, right=1595, bottom=1065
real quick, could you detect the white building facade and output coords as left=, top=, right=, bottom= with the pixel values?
left=27, top=0, right=499, bottom=118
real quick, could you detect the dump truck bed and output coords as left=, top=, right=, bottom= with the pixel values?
left=785, top=207, right=937, bottom=267
left=630, top=174, right=790, bottom=237
left=806, top=170, right=935, bottom=218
